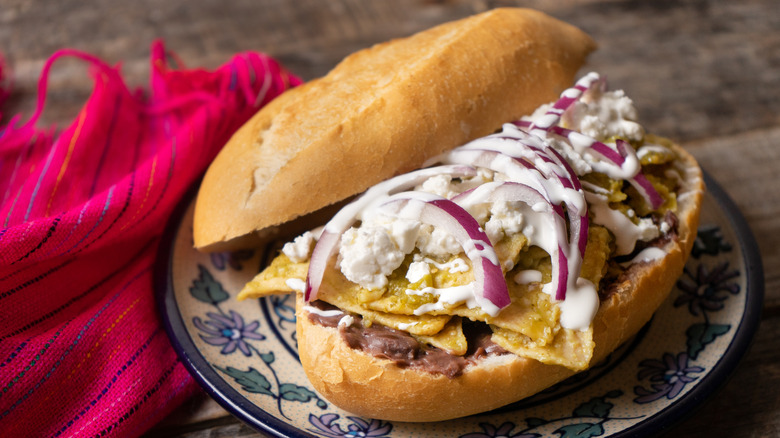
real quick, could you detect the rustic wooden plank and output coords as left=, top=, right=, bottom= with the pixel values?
left=148, top=417, right=259, bottom=438
left=151, top=391, right=232, bottom=434
left=2, top=0, right=780, bottom=143
left=561, top=0, right=780, bottom=143
left=3, top=0, right=778, bottom=436
left=684, top=127, right=780, bottom=310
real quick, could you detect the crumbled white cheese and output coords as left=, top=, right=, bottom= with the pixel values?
left=462, top=201, right=491, bottom=226
left=388, top=218, right=420, bottom=254
left=637, top=218, right=660, bottom=240
left=484, top=201, right=525, bottom=244
left=338, top=226, right=405, bottom=290
left=416, top=172, right=491, bottom=200
left=418, top=174, right=461, bottom=199
left=549, top=136, right=594, bottom=176
left=415, top=224, right=462, bottom=257
left=563, top=89, right=644, bottom=142
left=522, top=105, right=592, bottom=176
left=406, top=260, right=431, bottom=284
left=282, top=231, right=315, bottom=262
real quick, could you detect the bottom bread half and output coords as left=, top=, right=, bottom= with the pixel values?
left=295, top=144, right=703, bottom=422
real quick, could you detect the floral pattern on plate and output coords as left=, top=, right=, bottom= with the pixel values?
left=158, top=173, right=762, bottom=438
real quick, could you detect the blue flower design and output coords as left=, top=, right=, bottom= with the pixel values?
left=461, top=422, right=539, bottom=438
left=308, top=413, right=392, bottom=437
left=193, top=310, right=265, bottom=356
left=691, top=225, right=732, bottom=258
left=675, top=261, right=740, bottom=316
left=270, top=293, right=296, bottom=329
left=634, top=352, right=704, bottom=403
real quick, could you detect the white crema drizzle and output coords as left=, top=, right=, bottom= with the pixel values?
left=407, top=283, right=480, bottom=315
left=583, top=191, right=660, bottom=256
left=285, top=278, right=307, bottom=293
left=438, top=132, right=597, bottom=330
left=622, top=246, right=667, bottom=266
left=304, top=305, right=343, bottom=318
left=422, top=256, right=470, bottom=273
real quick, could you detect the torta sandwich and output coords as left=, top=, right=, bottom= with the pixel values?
left=193, top=8, right=704, bottom=422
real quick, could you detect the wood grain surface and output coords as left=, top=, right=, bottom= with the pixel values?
left=2, top=0, right=778, bottom=437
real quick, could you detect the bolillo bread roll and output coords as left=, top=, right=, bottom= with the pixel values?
left=193, top=8, right=597, bottom=252
left=194, top=7, right=704, bottom=424
left=295, top=141, right=702, bottom=422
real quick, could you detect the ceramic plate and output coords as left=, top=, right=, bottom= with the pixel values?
left=156, top=171, right=763, bottom=438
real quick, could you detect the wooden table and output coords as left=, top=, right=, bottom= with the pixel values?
left=3, top=0, right=778, bottom=436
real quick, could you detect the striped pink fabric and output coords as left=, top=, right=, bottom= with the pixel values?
left=0, top=42, right=300, bottom=437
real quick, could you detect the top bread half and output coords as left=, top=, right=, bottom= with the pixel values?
left=193, top=8, right=596, bottom=251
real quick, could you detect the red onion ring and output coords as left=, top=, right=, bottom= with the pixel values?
left=453, top=181, right=574, bottom=301
left=378, top=192, right=510, bottom=313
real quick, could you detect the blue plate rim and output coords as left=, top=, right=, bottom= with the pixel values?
left=607, top=170, right=765, bottom=437
left=155, top=169, right=764, bottom=438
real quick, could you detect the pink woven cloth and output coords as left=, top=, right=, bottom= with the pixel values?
left=0, top=42, right=301, bottom=437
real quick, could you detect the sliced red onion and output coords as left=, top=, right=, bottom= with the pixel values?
left=535, top=144, right=589, bottom=256
left=453, top=182, right=574, bottom=301
left=556, top=249, right=569, bottom=301
left=453, top=181, right=548, bottom=210
left=442, top=143, right=588, bottom=258
left=327, top=164, right=478, bottom=232
left=305, top=229, right=340, bottom=301
left=529, top=72, right=604, bottom=132
left=305, top=165, right=478, bottom=301
left=504, top=139, right=589, bottom=257
left=510, top=120, right=533, bottom=129
left=547, top=125, right=664, bottom=210
left=616, top=139, right=664, bottom=210
left=440, top=148, right=555, bottom=204
left=497, top=138, right=577, bottom=190
left=541, top=143, right=582, bottom=191
left=377, top=191, right=510, bottom=314
left=459, top=128, right=582, bottom=196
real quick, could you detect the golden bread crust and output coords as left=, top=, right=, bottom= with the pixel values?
left=193, top=8, right=596, bottom=251
left=296, top=142, right=703, bottom=422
